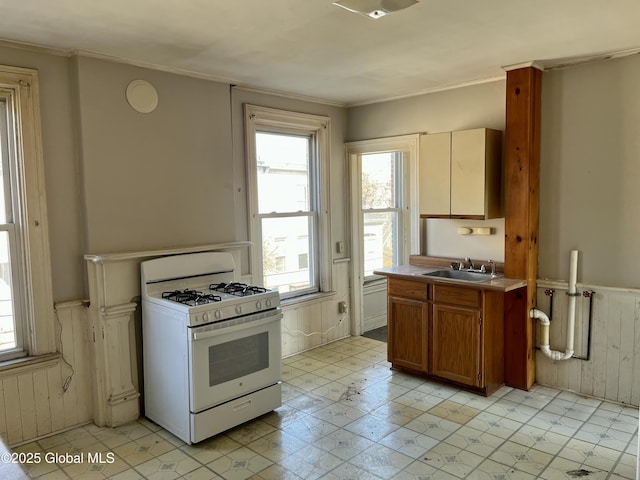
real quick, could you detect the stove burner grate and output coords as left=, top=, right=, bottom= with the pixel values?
left=162, top=289, right=222, bottom=306
left=209, top=282, right=268, bottom=297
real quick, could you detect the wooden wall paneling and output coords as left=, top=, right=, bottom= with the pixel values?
left=591, top=292, right=608, bottom=399
left=59, top=308, right=79, bottom=428
left=0, top=381, right=5, bottom=438
left=631, top=295, right=640, bottom=406
left=633, top=296, right=640, bottom=406
left=617, top=294, right=636, bottom=404
left=18, top=373, right=37, bottom=441
left=71, top=305, right=93, bottom=423
left=504, top=66, right=542, bottom=390
left=535, top=284, right=639, bottom=407
left=605, top=292, right=637, bottom=403
left=33, top=369, right=51, bottom=437
left=47, top=363, right=65, bottom=434
left=3, top=377, right=21, bottom=444
left=566, top=355, right=582, bottom=396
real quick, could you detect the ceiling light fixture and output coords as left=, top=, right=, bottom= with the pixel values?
left=333, top=0, right=419, bottom=19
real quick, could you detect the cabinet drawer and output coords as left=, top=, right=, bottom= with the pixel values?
left=432, top=284, right=480, bottom=308
left=388, top=278, right=427, bottom=301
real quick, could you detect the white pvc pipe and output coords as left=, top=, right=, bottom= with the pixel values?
left=530, top=249, right=579, bottom=361
left=565, top=249, right=578, bottom=357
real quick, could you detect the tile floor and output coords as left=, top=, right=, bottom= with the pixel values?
left=10, top=336, right=639, bottom=479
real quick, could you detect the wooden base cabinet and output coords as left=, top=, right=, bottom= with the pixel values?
left=388, top=296, right=428, bottom=372
left=386, top=278, right=508, bottom=396
left=431, top=303, right=481, bottom=388
left=387, top=278, right=429, bottom=372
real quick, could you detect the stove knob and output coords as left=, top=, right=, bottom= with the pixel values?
left=235, top=305, right=242, bottom=315
left=214, top=310, right=222, bottom=320
left=202, top=312, right=211, bottom=323
left=266, top=299, right=272, bottom=308
left=256, top=300, right=262, bottom=310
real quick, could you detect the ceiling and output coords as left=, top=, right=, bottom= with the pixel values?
left=1, top=0, right=640, bottom=106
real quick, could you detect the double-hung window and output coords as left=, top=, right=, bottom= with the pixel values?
left=0, top=65, right=54, bottom=362
left=360, top=152, right=405, bottom=279
left=347, top=135, right=420, bottom=282
left=245, top=105, right=331, bottom=299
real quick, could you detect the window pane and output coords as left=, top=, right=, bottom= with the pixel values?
left=363, top=211, right=398, bottom=277
left=261, top=216, right=313, bottom=293
left=0, top=231, right=16, bottom=352
left=256, top=132, right=310, bottom=213
left=361, top=152, right=398, bottom=209
left=0, top=99, right=10, bottom=224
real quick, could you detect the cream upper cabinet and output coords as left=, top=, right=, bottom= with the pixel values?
left=420, top=128, right=502, bottom=219
left=419, top=132, right=451, bottom=216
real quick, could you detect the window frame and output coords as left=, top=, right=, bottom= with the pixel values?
left=0, top=65, right=55, bottom=361
left=348, top=135, right=420, bottom=281
left=244, top=104, right=332, bottom=300
left=360, top=151, right=405, bottom=281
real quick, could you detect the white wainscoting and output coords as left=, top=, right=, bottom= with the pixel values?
left=281, top=260, right=351, bottom=357
left=0, top=301, right=93, bottom=446
left=535, top=280, right=640, bottom=407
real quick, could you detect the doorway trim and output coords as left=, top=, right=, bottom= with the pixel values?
left=346, top=134, right=420, bottom=336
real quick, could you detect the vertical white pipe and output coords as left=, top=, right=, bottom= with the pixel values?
left=531, top=249, right=579, bottom=361
left=565, top=250, right=578, bottom=355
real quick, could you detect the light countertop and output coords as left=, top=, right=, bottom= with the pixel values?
left=373, top=264, right=527, bottom=292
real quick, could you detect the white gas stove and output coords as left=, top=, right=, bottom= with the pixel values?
left=141, top=251, right=282, bottom=444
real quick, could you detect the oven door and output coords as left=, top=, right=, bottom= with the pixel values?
left=188, top=309, right=282, bottom=413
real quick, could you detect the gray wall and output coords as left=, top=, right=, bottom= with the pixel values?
left=540, top=55, right=640, bottom=288
left=0, top=46, right=84, bottom=302
left=347, top=80, right=505, bottom=140
left=0, top=44, right=348, bottom=303
left=75, top=56, right=235, bottom=254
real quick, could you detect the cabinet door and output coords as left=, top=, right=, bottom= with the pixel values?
left=419, top=132, right=451, bottom=216
left=431, top=303, right=482, bottom=387
left=451, top=128, right=486, bottom=217
left=388, top=296, right=428, bottom=372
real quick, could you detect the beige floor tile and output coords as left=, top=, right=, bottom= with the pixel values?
left=7, top=336, right=639, bottom=480
left=429, top=400, right=481, bottom=425
left=206, top=446, right=273, bottom=480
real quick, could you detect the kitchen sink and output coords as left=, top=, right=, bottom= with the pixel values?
left=419, top=269, right=498, bottom=282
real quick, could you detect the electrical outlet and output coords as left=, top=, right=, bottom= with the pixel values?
left=338, top=301, right=348, bottom=313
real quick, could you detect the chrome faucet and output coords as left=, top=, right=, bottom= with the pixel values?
left=464, top=257, right=475, bottom=270
left=480, top=260, right=497, bottom=276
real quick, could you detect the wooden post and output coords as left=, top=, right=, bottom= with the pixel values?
left=503, top=66, right=542, bottom=390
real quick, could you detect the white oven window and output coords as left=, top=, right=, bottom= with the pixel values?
left=208, top=331, right=269, bottom=386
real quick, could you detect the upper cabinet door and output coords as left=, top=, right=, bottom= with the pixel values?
left=451, top=129, right=486, bottom=217
left=420, top=128, right=502, bottom=219
left=419, top=131, right=451, bottom=217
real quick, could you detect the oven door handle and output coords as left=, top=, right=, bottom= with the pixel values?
left=191, top=311, right=282, bottom=341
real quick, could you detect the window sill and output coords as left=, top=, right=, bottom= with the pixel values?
left=0, top=353, right=61, bottom=376
left=280, top=291, right=336, bottom=309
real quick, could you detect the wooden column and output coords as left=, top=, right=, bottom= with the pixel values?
left=503, top=66, right=542, bottom=390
